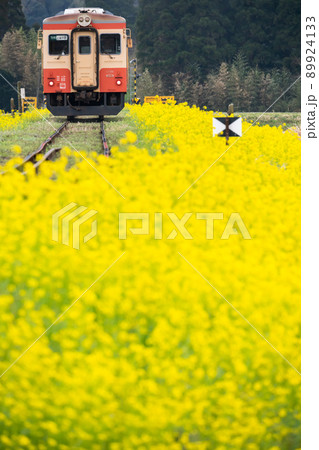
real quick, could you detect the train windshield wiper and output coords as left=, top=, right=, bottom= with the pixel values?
left=103, top=51, right=114, bottom=59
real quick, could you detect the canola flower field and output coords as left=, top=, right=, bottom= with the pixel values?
left=0, top=109, right=51, bottom=131
left=0, top=104, right=300, bottom=449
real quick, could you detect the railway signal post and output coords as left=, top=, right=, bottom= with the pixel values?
left=130, top=58, right=137, bottom=104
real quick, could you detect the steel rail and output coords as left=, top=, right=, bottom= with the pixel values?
left=24, top=147, right=63, bottom=174
left=2, top=118, right=111, bottom=176
left=1, top=121, right=68, bottom=176
left=100, top=121, right=111, bottom=157
left=16, top=121, right=68, bottom=170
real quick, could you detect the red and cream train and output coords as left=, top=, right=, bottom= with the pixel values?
left=39, top=8, right=131, bottom=118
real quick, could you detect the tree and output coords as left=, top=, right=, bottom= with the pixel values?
left=172, top=73, right=205, bottom=107
left=0, top=28, right=26, bottom=80
left=0, top=1, right=9, bottom=39
left=26, top=27, right=38, bottom=52
left=0, top=27, right=40, bottom=96
left=137, top=68, right=156, bottom=100
left=137, top=68, right=164, bottom=102
left=273, top=0, right=301, bottom=70
left=23, top=48, right=39, bottom=94
left=259, top=72, right=273, bottom=109
left=137, top=0, right=231, bottom=80
left=244, top=67, right=261, bottom=110
left=204, top=63, right=229, bottom=111
left=0, top=69, right=18, bottom=111
left=228, top=0, right=278, bottom=69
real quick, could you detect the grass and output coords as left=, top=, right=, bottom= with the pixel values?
left=238, top=112, right=301, bottom=130
left=0, top=119, right=60, bottom=163
left=0, top=109, right=301, bottom=164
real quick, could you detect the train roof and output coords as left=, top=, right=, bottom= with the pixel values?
left=63, top=8, right=109, bottom=15
left=43, top=8, right=125, bottom=25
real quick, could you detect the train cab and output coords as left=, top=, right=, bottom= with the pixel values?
left=40, top=8, right=131, bottom=117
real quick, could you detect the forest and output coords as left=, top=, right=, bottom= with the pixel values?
left=0, top=0, right=300, bottom=111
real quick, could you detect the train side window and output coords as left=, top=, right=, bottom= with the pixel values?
left=100, top=34, right=121, bottom=55
left=79, top=36, right=91, bottom=54
left=49, top=34, right=69, bottom=55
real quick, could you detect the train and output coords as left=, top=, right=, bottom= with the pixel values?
left=39, top=8, right=131, bottom=118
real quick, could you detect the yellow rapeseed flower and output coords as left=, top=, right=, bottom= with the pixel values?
left=0, top=102, right=300, bottom=448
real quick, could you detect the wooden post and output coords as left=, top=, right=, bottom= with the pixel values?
left=228, top=103, right=234, bottom=115
left=225, top=103, right=234, bottom=145
left=225, top=116, right=230, bottom=146
left=17, top=81, right=22, bottom=114
left=10, top=98, right=15, bottom=117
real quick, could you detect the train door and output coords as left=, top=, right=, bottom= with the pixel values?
left=72, top=31, right=97, bottom=88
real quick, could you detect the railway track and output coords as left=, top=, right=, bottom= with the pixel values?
left=2, top=118, right=111, bottom=176
left=15, top=121, right=68, bottom=174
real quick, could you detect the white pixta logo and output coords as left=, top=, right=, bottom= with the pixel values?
left=52, top=203, right=98, bottom=249
left=118, top=212, right=251, bottom=240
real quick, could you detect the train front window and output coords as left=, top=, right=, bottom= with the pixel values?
left=79, top=36, right=91, bottom=54
left=49, top=34, right=69, bottom=55
left=100, top=34, right=121, bottom=55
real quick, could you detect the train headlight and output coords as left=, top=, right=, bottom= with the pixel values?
left=116, top=80, right=122, bottom=86
left=78, top=15, right=91, bottom=26
left=49, top=81, right=54, bottom=87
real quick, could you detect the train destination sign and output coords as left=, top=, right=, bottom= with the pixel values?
left=212, top=117, right=242, bottom=138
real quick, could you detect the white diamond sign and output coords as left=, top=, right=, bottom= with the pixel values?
left=213, top=117, right=242, bottom=137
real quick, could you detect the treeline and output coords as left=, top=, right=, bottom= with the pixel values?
left=0, top=0, right=40, bottom=111
left=137, top=54, right=301, bottom=112
left=137, top=0, right=300, bottom=77
left=0, top=0, right=26, bottom=39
